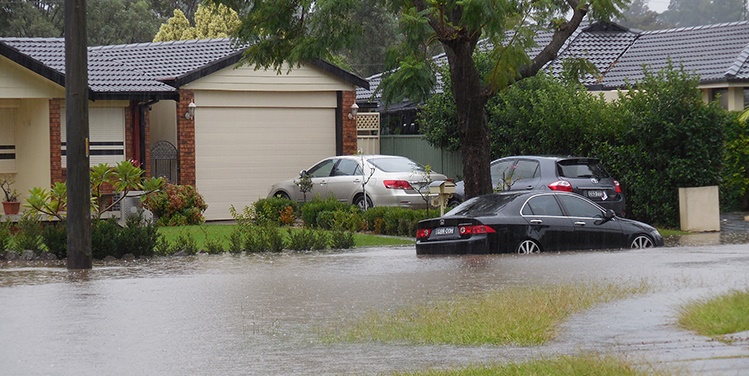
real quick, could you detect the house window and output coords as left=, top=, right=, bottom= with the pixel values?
left=712, top=88, right=728, bottom=109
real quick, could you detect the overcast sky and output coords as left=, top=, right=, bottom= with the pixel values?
left=648, top=0, right=670, bottom=13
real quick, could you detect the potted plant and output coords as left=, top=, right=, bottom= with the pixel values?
left=0, top=174, right=21, bottom=215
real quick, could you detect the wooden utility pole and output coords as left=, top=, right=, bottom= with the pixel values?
left=65, top=0, right=92, bottom=269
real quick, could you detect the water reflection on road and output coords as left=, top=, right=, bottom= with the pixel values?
left=2, top=241, right=749, bottom=375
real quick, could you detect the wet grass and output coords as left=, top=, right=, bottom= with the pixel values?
left=394, top=353, right=669, bottom=376
left=330, top=281, right=649, bottom=346
left=677, top=289, right=749, bottom=340
left=157, top=224, right=414, bottom=250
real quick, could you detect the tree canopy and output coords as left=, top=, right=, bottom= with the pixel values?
left=208, top=0, right=627, bottom=199
left=153, top=3, right=241, bottom=42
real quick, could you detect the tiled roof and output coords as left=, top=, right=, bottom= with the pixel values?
left=601, top=21, right=749, bottom=88
left=1, top=37, right=367, bottom=99
left=359, top=20, right=749, bottom=104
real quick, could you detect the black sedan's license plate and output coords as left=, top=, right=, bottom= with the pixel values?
left=434, top=227, right=455, bottom=235
left=587, top=190, right=605, bottom=198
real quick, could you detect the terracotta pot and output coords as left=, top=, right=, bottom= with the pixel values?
left=2, top=201, right=20, bottom=215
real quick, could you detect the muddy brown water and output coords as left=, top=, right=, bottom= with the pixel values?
left=2, top=239, right=749, bottom=375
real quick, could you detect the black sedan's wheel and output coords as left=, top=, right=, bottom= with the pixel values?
left=516, top=239, right=541, bottom=254
left=630, top=235, right=654, bottom=249
left=354, top=195, right=374, bottom=210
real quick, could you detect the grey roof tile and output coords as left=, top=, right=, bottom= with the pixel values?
left=601, top=21, right=749, bottom=87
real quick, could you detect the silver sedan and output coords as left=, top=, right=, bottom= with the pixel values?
left=268, top=155, right=448, bottom=209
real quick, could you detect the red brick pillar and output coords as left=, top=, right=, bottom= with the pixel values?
left=143, top=107, right=152, bottom=179
left=49, top=99, right=64, bottom=184
left=342, top=90, right=358, bottom=155
left=177, top=91, right=196, bottom=186
left=125, top=103, right=134, bottom=162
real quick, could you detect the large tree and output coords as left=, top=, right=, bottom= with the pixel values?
left=153, top=3, right=240, bottom=41
left=210, top=0, right=626, bottom=200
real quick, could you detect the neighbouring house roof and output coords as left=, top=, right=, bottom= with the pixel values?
left=359, top=20, right=749, bottom=108
left=600, top=21, right=749, bottom=88
left=0, top=37, right=368, bottom=101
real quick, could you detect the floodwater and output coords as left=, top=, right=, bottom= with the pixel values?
left=2, top=240, right=749, bottom=375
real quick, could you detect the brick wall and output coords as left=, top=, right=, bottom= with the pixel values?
left=342, top=90, right=358, bottom=155
left=49, top=99, right=63, bottom=184
left=177, top=90, right=196, bottom=186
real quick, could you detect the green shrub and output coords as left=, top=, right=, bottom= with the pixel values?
left=11, top=215, right=44, bottom=254
left=91, top=218, right=121, bottom=259
left=330, top=230, right=355, bottom=249
left=0, top=220, right=12, bottom=252
left=721, top=113, right=749, bottom=211
left=301, top=197, right=353, bottom=228
left=118, top=214, right=158, bottom=258
left=142, top=183, right=208, bottom=226
left=259, top=226, right=285, bottom=252
left=361, top=207, right=429, bottom=236
left=243, top=229, right=263, bottom=253
left=227, top=228, right=244, bottom=254
left=41, top=221, right=67, bottom=259
left=173, top=231, right=199, bottom=255
left=154, top=235, right=172, bottom=256
left=253, top=197, right=297, bottom=226
left=287, top=228, right=317, bottom=251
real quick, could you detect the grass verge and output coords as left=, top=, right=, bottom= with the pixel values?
left=678, top=289, right=749, bottom=340
left=394, top=353, right=669, bottom=376
left=328, top=281, right=649, bottom=346
left=157, top=224, right=414, bottom=250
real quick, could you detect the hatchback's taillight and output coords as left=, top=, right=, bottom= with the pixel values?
left=548, top=180, right=573, bottom=192
left=416, top=228, right=431, bottom=239
left=384, top=180, right=414, bottom=190
left=458, top=225, right=496, bottom=236
left=614, top=180, right=622, bottom=194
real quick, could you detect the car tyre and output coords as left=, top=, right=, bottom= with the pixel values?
left=516, top=239, right=541, bottom=254
left=354, top=194, right=374, bottom=210
left=630, top=235, right=654, bottom=249
left=273, top=192, right=290, bottom=200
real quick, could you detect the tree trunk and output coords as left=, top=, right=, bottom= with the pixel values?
left=444, top=39, right=493, bottom=199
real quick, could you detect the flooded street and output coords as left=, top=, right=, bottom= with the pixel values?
left=2, top=240, right=749, bottom=375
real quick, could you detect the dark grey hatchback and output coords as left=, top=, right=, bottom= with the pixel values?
left=453, top=156, right=626, bottom=216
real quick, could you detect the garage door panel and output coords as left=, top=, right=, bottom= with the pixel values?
left=195, top=106, right=336, bottom=220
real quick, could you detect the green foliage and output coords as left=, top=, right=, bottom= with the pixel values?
left=91, top=218, right=122, bottom=259
left=227, top=228, right=244, bottom=254
left=329, top=230, right=355, bottom=249
left=153, top=3, right=240, bottom=42
left=172, top=231, right=199, bottom=255
left=361, top=206, right=431, bottom=236
left=10, top=215, right=44, bottom=253
left=153, top=235, right=172, bottom=256
left=118, top=214, right=159, bottom=258
left=142, top=183, right=207, bottom=226
left=253, top=197, right=298, bottom=226
left=41, top=221, right=67, bottom=259
left=258, top=226, right=285, bottom=253
left=720, top=113, right=749, bottom=210
left=300, top=197, right=354, bottom=228
left=678, top=289, right=749, bottom=338
left=287, top=228, right=328, bottom=251
left=0, top=220, right=11, bottom=251
left=598, top=64, right=726, bottom=226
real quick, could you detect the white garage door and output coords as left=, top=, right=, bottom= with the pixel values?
left=195, top=105, right=336, bottom=220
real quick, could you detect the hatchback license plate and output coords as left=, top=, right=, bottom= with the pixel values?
left=434, top=227, right=455, bottom=235
left=587, top=190, right=605, bottom=198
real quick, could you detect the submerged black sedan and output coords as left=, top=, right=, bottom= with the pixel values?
left=416, top=191, right=663, bottom=255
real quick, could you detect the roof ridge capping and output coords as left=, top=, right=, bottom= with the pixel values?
left=90, top=37, right=238, bottom=51
left=642, top=20, right=749, bottom=35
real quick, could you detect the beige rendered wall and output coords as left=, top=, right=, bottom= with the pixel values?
left=0, top=56, right=63, bottom=98
left=13, top=99, right=52, bottom=203
left=150, top=100, right=177, bottom=146
left=184, top=63, right=355, bottom=92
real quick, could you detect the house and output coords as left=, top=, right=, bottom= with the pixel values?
left=0, top=38, right=368, bottom=220
left=358, top=21, right=749, bottom=131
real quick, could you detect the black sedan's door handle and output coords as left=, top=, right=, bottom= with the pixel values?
left=574, top=221, right=586, bottom=226
left=529, top=219, right=543, bottom=224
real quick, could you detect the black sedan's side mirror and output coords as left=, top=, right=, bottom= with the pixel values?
left=595, top=209, right=616, bottom=225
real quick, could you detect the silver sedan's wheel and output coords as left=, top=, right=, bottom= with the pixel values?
left=354, top=195, right=373, bottom=211
left=274, top=192, right=290, bottom=200
left=516, top=239, right=541, bottom=254
left=630, top=235, right=654, bottom=249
